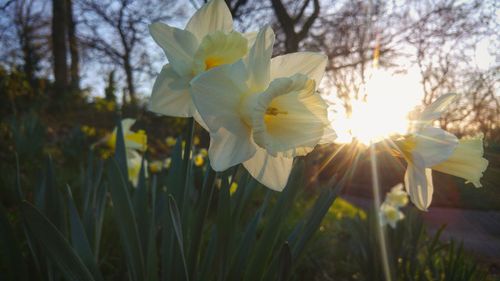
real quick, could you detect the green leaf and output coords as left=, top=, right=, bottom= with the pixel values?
left=168, top=195, right=190, bottom=281
left=277, top=242, right=291, bottom=281
left=0, top=203, right=28, bottom=281
left=20, top=201, right=96, bottom=281
left=188, top=166, right=217, bottom=281
left=107, top=159, right=145, bottom=281
left=66, top=186, right=104, bottom=281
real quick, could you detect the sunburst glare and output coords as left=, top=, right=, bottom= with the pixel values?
left=331, top=69, right=423, bottom=145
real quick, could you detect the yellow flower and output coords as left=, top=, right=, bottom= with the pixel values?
left=149, top=160, right=163, bottom=173
left=81, top=125, right=96, bottom=137
left=166, top=136, right=177, bottom=147
left=229, top=182, right=238, bottom=195
left=148, top=0, right=263, bottom=130
left=190, top=27, right=335, bottom=191
left=194, top=135, right=201, bottom=145
left=432, top=135, right=488, bottom=188
left=199, top=148, right=208, bottom=157
left=107, top=119, right=147, bottom=152
left=194, top=153, right=204, bottom=167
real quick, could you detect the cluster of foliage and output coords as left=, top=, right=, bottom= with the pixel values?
left=0, top=116, right=496, bottom=281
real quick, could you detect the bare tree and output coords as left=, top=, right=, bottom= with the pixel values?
left=77, top=0, right=177, bottom=105
left=67, top=0, right=80, bottom=92
left=52, top=0, right=68, bottom=97
left=270, top=0, right=320, bottom=53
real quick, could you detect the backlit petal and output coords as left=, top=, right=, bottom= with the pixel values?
left=404, top=155, right=433, bottom=211
left=413, top=127, right=458, bottom=167
left=149, top=23, right=198, bottom=75
left=411, top=93, right=457, bottom=132
left=185, top=0, right=233, bottom=41
left=243, top=146, right=293, bottom=191
left=149, top=64, right=195, bottom=118
left=192, top=31, right=248, bottom=75
left=208, top=127, right=256, bottom=171
left=190, top=61, right=248, bottom=134
left=250, top=74, right=325, bottom=157
left=432, top=135, right=488, bottom=187
left=245, top=26, right=274, bottom=92
left=270, top=52, right=327, bottom=85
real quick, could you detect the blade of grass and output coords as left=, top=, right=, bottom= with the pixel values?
left=21, top=201, right=96, bottom=281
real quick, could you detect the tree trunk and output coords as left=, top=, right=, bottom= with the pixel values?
left=66, top=0, right=79, bottom=93
left=123, top=55, right=136, bottom=105
left=52, top=0, right=68, bottom=98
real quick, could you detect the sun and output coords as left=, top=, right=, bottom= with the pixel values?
left=331, top=69, right=423, bottom=145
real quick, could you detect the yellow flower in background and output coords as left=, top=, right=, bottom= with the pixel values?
left=194, top=135, right=201, bottom=145
left=385, top=183, right=409, bottom=208
left=107, top=119, right=147, bottom=152
left=81, top=125, right=96, bottom=137
left=432, top=135, right=488, bottom=188
left=328, top=197, right=366, bottom=220
left=199, top=148, right=208, bottom=157
left=379, top=202, right=405, bottom=229
left=149, top=160, right=163, bottom=173
left=190, top=26, right=335, bottom=191
left=148, top=0, right=270, bottom=129
left=166, top=136, right=177, bottom=147
left=94, top=97, right=116, bottom=112
left=194, top=153, right=204, bottom=167
left=229, top=182, right=238, bottom=195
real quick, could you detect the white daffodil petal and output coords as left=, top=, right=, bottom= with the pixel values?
left=250, top=74, right=325, bottom=157
left=412, top=93, right=457, bottom=131
left=432, top=135, right=488, bottom=187
left=405, top=159, right=433, bottom=211
left=185, top=0, right=233, bottom=41
left=190, top=61, right=248, bottom=133
left=245, top=26, right=274, bottom=92
left=413, top=127, right=458, bottom=167
left=149, top=23, right=198, bottom=75
left=208, top=127, right=256, bottom=171
left=270, top=52, right=327, bottom=84
left=149, top=64, right=195, bottom=118
left=192, top=31, right=248, bottom=75
left=243, top=146, right=293, bottom=191
left=121, top=118, right=135, bottom=134
left=126, top=149, right=143, bottom=187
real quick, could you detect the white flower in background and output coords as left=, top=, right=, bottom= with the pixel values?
left=380, top=202, right=405, bottom=229
left=163, top=157, right=172, bottom=169
left=395, top=94, right=488, bottom=211
left=148, top=0, right=269, bottom=128
left=190, top=26, right=335, bottom=191
left=127, top=149, right=143, bottom=187
left=385, top=183, right=409, bottom=208
left=380, top=183, right=408, bottom=228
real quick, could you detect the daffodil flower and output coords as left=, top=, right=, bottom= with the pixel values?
left=190, top=26, right=335, bottom=191
left=149, top=160, right=163, bottom=173
left=395, top=94, right=488, bottom=210
left=432, top=134, right=488, bottom=188
left=106, top=119, right=147, bottom=152
left=127, top=149, right=144, bottom=187
left=385, top=183, right=409, bottom=208
left=148, top=0, right=268, bottom=128
left=379, top=202, right=405, bottom=229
